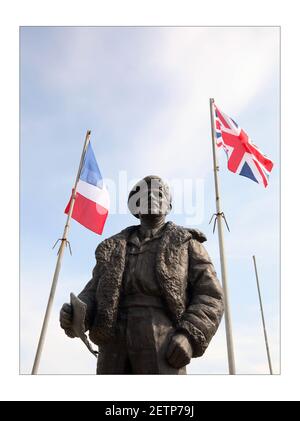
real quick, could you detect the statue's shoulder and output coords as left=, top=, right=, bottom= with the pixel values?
left=167, top=221, right=207, bottom=243
left=95, top=225, right=138, bottom=254
left=185, top=227, right=207, bottom=243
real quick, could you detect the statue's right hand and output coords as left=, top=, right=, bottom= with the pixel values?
left=60, top=303, right=75, bottom=337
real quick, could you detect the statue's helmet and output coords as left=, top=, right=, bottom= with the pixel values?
left=128, top=175, right=172, bottom=219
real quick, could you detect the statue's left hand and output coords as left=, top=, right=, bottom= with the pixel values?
left=166, top=332, right=193, bottom=369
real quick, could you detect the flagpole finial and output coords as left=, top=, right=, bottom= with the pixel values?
left=210, top=98, right=215, bottom=104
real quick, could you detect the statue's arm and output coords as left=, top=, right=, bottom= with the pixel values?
left=77, top=262, right=100, bottom=331
left=178, top=238, right=224, bottom=358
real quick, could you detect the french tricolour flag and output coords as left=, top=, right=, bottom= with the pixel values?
left=65, top=143, right=109, bottom=234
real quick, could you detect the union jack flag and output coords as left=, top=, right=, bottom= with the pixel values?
left=214, top=104, right=274, bottom=187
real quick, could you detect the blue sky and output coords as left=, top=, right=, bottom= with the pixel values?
left=20, top=26, right=280, bottom=374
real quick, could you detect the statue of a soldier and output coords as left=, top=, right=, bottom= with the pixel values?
left=60, top=175, right=224, bottom=374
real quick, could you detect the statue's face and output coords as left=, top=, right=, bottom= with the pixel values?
left=128, top=177, right=171, bottom=217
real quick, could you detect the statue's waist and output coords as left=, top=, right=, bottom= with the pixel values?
left=119, top=294, right=165, bottom=309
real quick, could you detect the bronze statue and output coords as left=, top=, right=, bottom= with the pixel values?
left=60, top=175, right=224, bottom=374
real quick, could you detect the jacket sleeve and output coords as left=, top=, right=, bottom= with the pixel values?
left=178, top=238, right=224, bottom=357
left=77, top=246, right=102, bottom=331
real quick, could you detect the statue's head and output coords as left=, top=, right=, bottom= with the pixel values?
left=128, top=175, right=172, bottom=219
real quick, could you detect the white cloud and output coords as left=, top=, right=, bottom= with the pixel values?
left=128, top=27, right=279, bottom=176
left=20, top=27, right=280, bottom=376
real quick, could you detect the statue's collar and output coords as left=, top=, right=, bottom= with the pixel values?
left=117, top=221, right=191, bottom=245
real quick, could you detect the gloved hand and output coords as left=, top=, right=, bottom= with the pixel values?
left=166, top=332, right=193, bottom=369
left=59, top=303, right=75, bottom=338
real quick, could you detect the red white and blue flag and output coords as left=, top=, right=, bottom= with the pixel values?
left=214, top=104, right=274, bottom=187
left=65, top=143, right=109, bottom=234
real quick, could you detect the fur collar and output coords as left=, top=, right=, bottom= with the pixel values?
left=89, top=221, right=206, bottom=343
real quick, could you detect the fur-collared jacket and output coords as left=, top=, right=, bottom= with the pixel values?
left=77, top=221, right=224, bottom=358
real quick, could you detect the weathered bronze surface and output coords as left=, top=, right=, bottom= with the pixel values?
left=60, top=176, right=224, bottom=374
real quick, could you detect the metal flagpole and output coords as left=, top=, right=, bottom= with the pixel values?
left=252, top=255, right=273, bottom=374
left=31, top=130, right=91, bottom=375
left=209, top=98, right=236, bottom=374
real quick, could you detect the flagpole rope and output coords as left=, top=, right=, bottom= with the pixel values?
left=209, top=212, right=230, bottom=233
left=52, top=238, right=72, bottom=256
